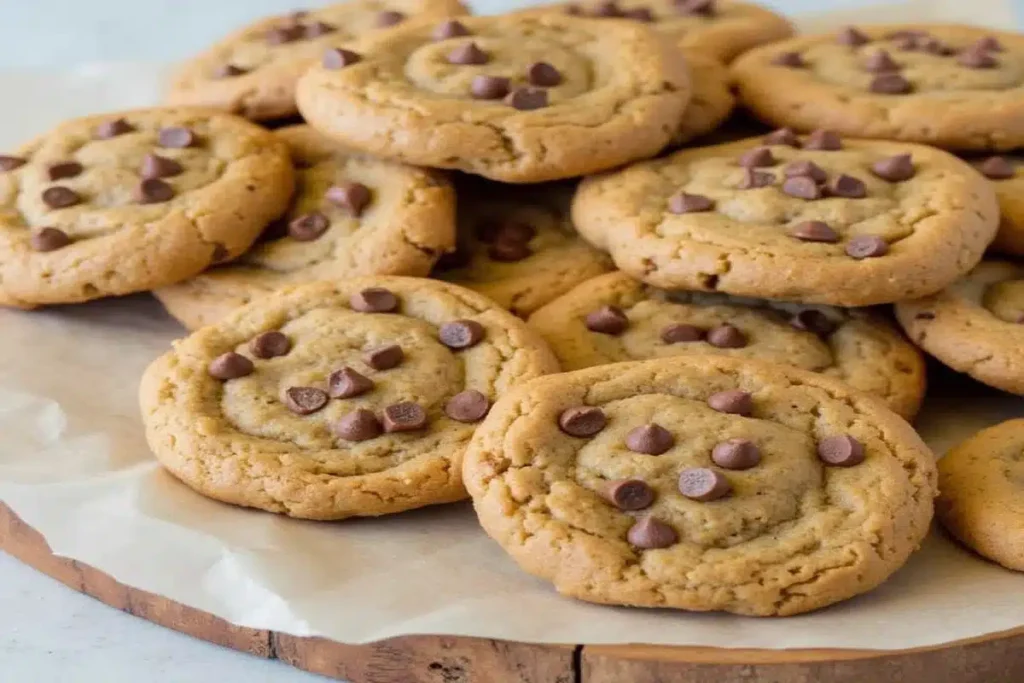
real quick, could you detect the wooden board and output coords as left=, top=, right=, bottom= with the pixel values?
left=3, top=500, right=1024, bottom=683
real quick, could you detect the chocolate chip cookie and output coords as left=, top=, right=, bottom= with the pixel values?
left=937, top=419, right=1024, bottom=572
left=572, top=132, right=999, bottom=306
left=732, top=25, right=1024, bottom=150
left=295, top=14, right=690, bottom=183
left=966, top=155, right=1024, bottom=255
left=529, top=271, right=925, bottom=418
left=167, top=0, right=467, bottom=121
left=463, top=355, right=936, bottom=615
left=672, top=52, right=735, bottom=146
left=895, top=260, right=1024, bottom=395
left=0, top=108, right=294, bottom=308
left=141, top=277, right=559, bottom=520
left=432, top=179, right=612, bottom=317
left=153, top=125, right=455, bottom=330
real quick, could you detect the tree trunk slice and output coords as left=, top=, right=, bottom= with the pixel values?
left=2, top=501, right=1023, bottom=682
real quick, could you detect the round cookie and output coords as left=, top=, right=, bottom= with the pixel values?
left=968, top=154, right=1024, bottom=255
left=672, top=52, right=735, bottom=146
left=432, top=180, right=612, bottom=317
left=463, top=356, right=937, bottom=616
left=895, top=260, right=1024, bottom=395
left=0, top=108, right=294, bottom=308
left=166, top=0, right=467, bottom=121
left=140, top=277, right=559, bottom=520
left=528, top=271, right=925, bottom=418
left=937, top=419, right=1024, bottom=572
left=731, top=25, right=1024, bottom=150
left=154, top=125, right=455, bottom=330
left=572, top=132, right=999, bottom=306
left=295, top=14, right=690, bottom=183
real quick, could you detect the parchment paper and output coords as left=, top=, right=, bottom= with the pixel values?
left=2, top=1, right=1024, bottom=651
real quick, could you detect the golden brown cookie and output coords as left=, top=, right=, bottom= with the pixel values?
left=529, top=271, right=925, bottom=418
left=731, top=25, right=1024, bottom=150
left=141, top=277, right=559, bottom=520
left=572, top=132, right=999, bottom=306
left=965, top=154, right=1024, bottom=255
left=296, top=14, right=690, bottom=183
left=672, top=52, right=735, bottom=146
left=0, top=108, right=293, bottom=308
left=154, top=125, right=455, bottom=330
left=463, top=356, right=936, bottom=616
left=166, top=0, right=467, bottom=120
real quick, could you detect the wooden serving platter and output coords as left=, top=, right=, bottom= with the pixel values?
left=3, top=501, right=1024, bottom=682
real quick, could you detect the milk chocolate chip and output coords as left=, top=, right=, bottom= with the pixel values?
left=382, top=402, right=428, bottom=432
left=350, top=287, right=398, bottom=313
left=711, top=439, right=761, bottom=470
left=678, top=467, right=732, bottom=501
left=817, top=434, right=865, bottom=466
left=558, top=406, right=606, bottom=437
left=250, top=331, right=291, bottom=359
left=602, top=479, right=655, bottom=511
left=625, top=423, right=675, bottom=455
left=30, top=227, right=71, bottom=252
left=445, top=390, right=490, bottom=422
left=627, top=517, right=677, bottom=549
left=439, top=320, right=485, bottom=349
left=707, top=389, right=753, bottom=416
left=208, top=352, right=254, bottom=380
left=328, top=367, right=374, bottom=399
left=285, top=387, right=329, bottom=415
left=334, top=409, right=382, bottom=442
left=585, top=306, right=629, bottom=335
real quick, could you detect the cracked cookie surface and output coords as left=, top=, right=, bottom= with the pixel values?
left=154, top=125, right=455, bottom=330
left=528, top=271, right=925, bottom=418
left=895, top=260, right=1024, bottom=395
left=0, top=107, right=293, bottom=308
left=166, top=0, right=467, bottom=121
left=295, top=14, right=690, bottom=183
left=463, top=356, right=936, bottom=616
left=731, top=25, right=1024, bottom=150
left=141, top=277, right=559, bottom=520
left=572, top=133, right=998, bottom=306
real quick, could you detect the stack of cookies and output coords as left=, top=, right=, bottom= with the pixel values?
left=4, top=1, right=1024, bottom=617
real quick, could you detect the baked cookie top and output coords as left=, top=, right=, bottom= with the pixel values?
left=0, top=107, right=293, bottom=308
left=895, top=260, right=1024, bottom=395
left=528, top=271, right=925, bottom=418
left=572, top=132, right=999, bottom=306
left=731, top=25, right=1024, bottom=150
left=432, top=180, right=612, bottom=317
left=966, top=154, right=1024, bottom=255
left=295, top=14, right=690, bottom=183
left=672, top=52, right=735, bottom=146
left=463, top=356, right=936, bottom=616
left=141, top=277, right=559, bottom=520
left=937, top=419, right=1024, bottom=572
left=154, top=125, right=455, bottom=330
left=167, top=0, right=467, bottom=120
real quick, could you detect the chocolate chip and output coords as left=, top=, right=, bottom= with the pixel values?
left=250, top=331, right=291, bottom=359
left=845, top=235, right=889, bottom=259
left=470, top=75, right=510, bottom=100
left=285, top=386, right=328, bottom=415
left=95, top=118, right=134, bottom=139
left=136, top=178, right=175, bottom=204
left=790, top=220, right=839, bottom=243
left=527, top=62, right=562, bottom=87
left=364, top=344, right=404, bottom=370
left=565, top=3, right=583, bottom=14
left=433, top=19, right=470, bottom=40
left=712, top=439, right=761, bottom=470
left=41, top=186, right=81, bottom=209
left=784, top=160, right=827, bottom=183
left=323, top=48, right=361, bottom=69
left=214, top=64, right=248, bottom=78
left=763, top=128, right=800, bottom=147
left=772, top=51, right=804, bottom=67
left=667, top=192, right=715, bottom=214
left=919, top=37, right=953, bottom=56
left=334, top=409, right=382, bottom=442
left=325, top=182, right=372, bottom=216
left=0, top=155, right=26, bottom=171
left=266, top=24, right=304, bottom=44
left=978, top=156, right=1015, bottom=180
left=158, top=127, right=196, bottom=149
left=791, top=309, right=837, bottom=336
left=375, top=10, right=405, bottom=27
left=211, top=242, right=229, bottom=263
left=622, top=7, right=654, bottom=21
left=661, top=323, right=705, bottom=343
left=445, top=390, right=490, bottom=422
left=208, top=352, right=254, bottom=380
left=707, top=389, right=753, bottom=416
left=602, top=479, right=655, bottom=511
left=350, top=287, right=398, bottom=313
left=871, top=154, right=914, bottom=181
left=30, top=227, right=71, bottom=252
left=803, top=129, right=842, bottom=151
left=678, top=467, right=731, bottom=501
left=140, top=153, right=183, bottom=179
left=585, top=306, right=629, bottom=335
left=738, top=146, right=776, bottom=168
left=439, top=320, right=486, bottom=350
left=817, top=434, right=865, bottom=466
left=593, top=0, right=622, bottom=17
left=706, top=324, right=747, bottom=348
left=827, top=174, right=867, bottom=198
left=328, top=367, right=374, bottom=398
left=973, top=36, right=1003, bottom=52
left=863, top=49, right=899, bottom=72
left=488, top=239, right=532, bottom=262
left=558, top=406, right=606, bottom=437
left=303, top=21, right=335, bottom=38
left=837, top=26, right=869, bottom=46
left=627, top=517, right=677, bottom=549
left=675, top=0, right=715, bottom=15
left=505, top=88, right=548, bottom=110
left=625, top=423, right=675, bottom=455
left=288, top=212, right=330, bottom=241
left=782, top=176, right=822, bottom=200
left=738, top=169, right=774, bottom=189
left=870, top=73, right=912, bottom=94
left=447, top=42, right=488, bottom=65
left=48, top=161, right=83, bottom=181
left=382, top=402, right=427, bottom=432
left=958, top=47, right=997, bottom=69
